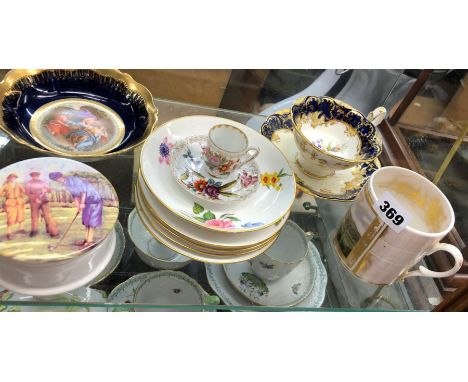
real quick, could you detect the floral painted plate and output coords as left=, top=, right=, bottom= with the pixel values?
left=170, top=135, right=260, bottom=203
left=140, top=116, right=296, bottom=233
left=223, top=251, right=315, bottom=307
left=271, top=129, right=380, bottom=201
left=0, top=287, right=107, bottom=312
left=207, top=242, right=327, bottom=308
left=107, top=271, right=219, bottom=312
left=137, top=175, right=288, bottom=249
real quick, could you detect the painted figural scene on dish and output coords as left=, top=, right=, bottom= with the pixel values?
left=30, top=99, right=125, bottom=156
left=0, top=158, right=119, bottom=262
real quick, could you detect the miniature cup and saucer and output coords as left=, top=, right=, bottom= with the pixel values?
left=222, top=220, right=321, bottom=307
left=170, top=134, right=260, bottom=204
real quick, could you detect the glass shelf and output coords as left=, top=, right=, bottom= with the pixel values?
left=0, top=98, right=441, bottom=311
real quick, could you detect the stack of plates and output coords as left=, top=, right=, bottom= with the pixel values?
left=136, top=116, right=296, bottom=263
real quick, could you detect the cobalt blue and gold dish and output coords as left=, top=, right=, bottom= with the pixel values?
left=261, top=108, right=380, bottom=201
left=290, top=96, right=382, bottom=179
left=0, top=69, right=158, bottom=158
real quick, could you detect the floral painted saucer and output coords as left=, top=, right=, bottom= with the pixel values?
left=140, top=116, right=296, bottom=233
left=223, top=248, right=315, bottom=307
left=107, top=271, right=219, bottom=312
left=207, top=242, right=327, bottom=308
left=270, top=129, right=380, bottom=201
left=0, top=287, right=107, bottom=312
left=170, top=135, right=260, bottom=203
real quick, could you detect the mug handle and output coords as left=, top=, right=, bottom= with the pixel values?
left=240, top=147, right=260, bottom=166
left=400, top=243, right=464, bottom=280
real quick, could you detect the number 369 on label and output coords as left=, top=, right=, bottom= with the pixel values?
left=373, top=191, right=413, bottom=233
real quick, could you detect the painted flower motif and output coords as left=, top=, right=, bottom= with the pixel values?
left=240, top=170, right=258, bottom=188
left=260, top=173, right=271, bottom=187
left=241, top=222, right=264, bottom=228
left=159, top=137, right=174, bottom=165
left=204, top=184, right=220, bottom=198
left=193, top=179, right=208, bottom=192
left=209, top=155, right=222, bottom=166
left=268, top=172, right=281, bottom=191
left=188, top=202, right=243, bottom=228
left=205, top=218, right=235, bottom=228
left=260, top=168, right=291, bottom=191
left=219, top=159, right=237, bottom=173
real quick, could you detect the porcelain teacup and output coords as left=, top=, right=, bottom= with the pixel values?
left=291, top=96, right=382, bottom=178
left=250, top=220, right=309, bottom=281
left=203, top=124, right=260, bottom=178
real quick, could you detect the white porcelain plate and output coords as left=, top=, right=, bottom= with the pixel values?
left=137, top=175, right=288, bottom=248
left=140, top=116, right=296, bottom=232
left=206, top=242, right=327, bottom=308
left=170, top=135, right=260, bottom=204
left=135, top=199, right=279, bottom=264
left=271, top=129, right=380, bottom=201
left=223, top=251, right=315, bottom=307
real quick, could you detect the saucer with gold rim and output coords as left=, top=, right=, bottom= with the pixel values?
left=270, top=129, right=380, bottom=201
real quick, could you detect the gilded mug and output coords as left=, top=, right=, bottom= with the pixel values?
left=334, top=166, right=463, bottom=285
left=203, top=124, right=259, bottom=178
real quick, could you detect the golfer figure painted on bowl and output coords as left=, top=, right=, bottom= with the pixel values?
left=0, top=158, right=119, bottom=262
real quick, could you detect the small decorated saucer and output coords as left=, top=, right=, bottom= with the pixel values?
left=271, top=129, right=380, bottom=201
left=107, top=271, right=219, bottom=312
left=223, top=249, right=315, bottom=307
left=170, top=135, right=260, bottom=203
left=207, top=242, right=327, bottom=309
left=0, top=287, right=107, bottom=312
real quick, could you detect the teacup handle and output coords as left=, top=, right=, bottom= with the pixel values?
left=400, top=243, right=463, bottom=280
left=366, top=107, right=387, bottom=126
left=203, top=294, right=221, bottom=305
left=240, top=147, right=260, bottom=166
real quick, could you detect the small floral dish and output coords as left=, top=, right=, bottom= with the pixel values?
left=0, top=69, right=158, bottom=158
left=140, top=115, right=296, bottom=233
left=170, top=135, right=260, bottom=203
left=223, top=241, right=323, bottom=307
left=271, top=129, right=380, bottom=201
left=0, top=286, right=107, bottom=312
left=290, top=96, right=382, bottom=178
left=206, top=241, right=327, bottom=309
left=133, top=271, right=220, bottom=311
left=128, top=209, right=191, bottom=270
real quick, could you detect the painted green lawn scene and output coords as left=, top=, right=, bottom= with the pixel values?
left=0, top=157, right=119, bottom=262
left=0, top=206, right=118, bottom=262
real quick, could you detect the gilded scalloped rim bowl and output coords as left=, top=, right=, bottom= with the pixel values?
left=0, top=69, right=158, bottom=158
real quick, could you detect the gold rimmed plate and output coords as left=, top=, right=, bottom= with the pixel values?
left=137, top=173, right=289, bottom=249
left=135, top=196, right=280, bottom=264
left=135, top=184, right=279, bottom=255
left=140, top=115, right=296, bottom=233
